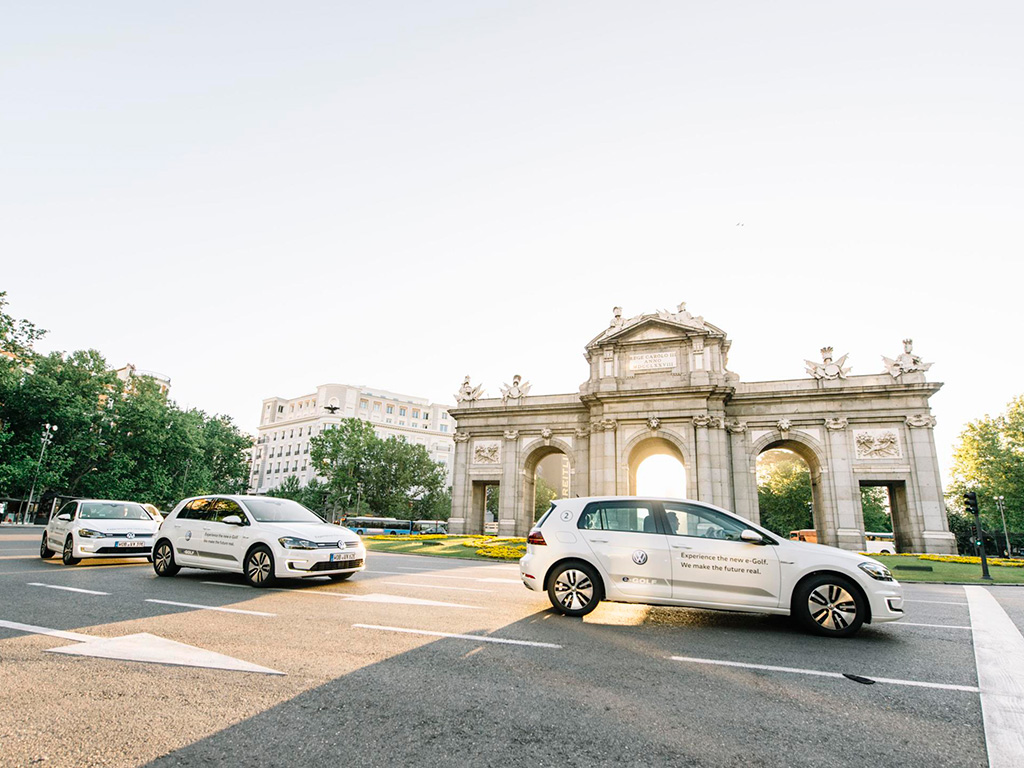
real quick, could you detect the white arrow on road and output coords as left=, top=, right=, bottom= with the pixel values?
left=0, top=619, right=284, bottom=675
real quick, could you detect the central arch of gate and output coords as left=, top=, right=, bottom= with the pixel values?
left=448, top=306, right=956, bottom=554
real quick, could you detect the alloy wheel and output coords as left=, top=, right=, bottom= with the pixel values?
left=247, top=550, right=272, bottom=584
left=154, top=543, right=172, bottom=573
left=807, top=584, right=857, bottom=631
left=553, top=568, right=594, bottom=612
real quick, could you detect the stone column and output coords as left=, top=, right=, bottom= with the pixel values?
left=905, top=415, right=957, bottom=554
left=823, top=418, right=862, bottom=551
left=727, top=422, right=757, bottom=522
left=589, top=422, right=604, bottom=495
left=573, top=427, right=591, bottom=497
left=498, top=430, right=521, bottom=537
left=448, top=432, right=471, bottom=535
left=603, top=419, right=618, bottom=494
left=693, top=415, right=713, bottom=503
left=708, top=417, right=732, bottom=509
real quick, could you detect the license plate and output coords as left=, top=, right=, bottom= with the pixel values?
left=115, top=540, right=148, bottom=548
left=330, top=553, right=355, bottom=562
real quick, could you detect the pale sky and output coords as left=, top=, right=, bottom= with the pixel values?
left=2, top=2, right=1022, bottom=481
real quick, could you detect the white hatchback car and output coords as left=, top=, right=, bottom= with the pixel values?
left=152, top=495, right=366, bottom=587
left=520, top=496, right=904, bottom=637
left=42, top=499, right=161, bottom=565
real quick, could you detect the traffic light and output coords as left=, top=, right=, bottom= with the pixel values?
left=964, top=491, right=979, bottom=515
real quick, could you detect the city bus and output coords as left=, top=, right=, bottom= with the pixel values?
left=864, top=531, right=895, bottom=554
left=342, top=516, right=413, bottom=535
left=412, top=519, right=448, bottom=534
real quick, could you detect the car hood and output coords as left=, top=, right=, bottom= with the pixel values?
left=779, top=539, right=882, bottom=567
left=76, top=518, right=160, bottom=534
left=260, top=522, right=361, bottom=544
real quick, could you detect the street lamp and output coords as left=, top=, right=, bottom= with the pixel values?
left=25, top=423, right=57, bottom=524
left=994, top=496, right=1012, bottom=558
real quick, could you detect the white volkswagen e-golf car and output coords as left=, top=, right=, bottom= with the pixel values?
left=519, top=496, right=903, bottom=637
left=42, top=499, right=161, bottom=565
left=152, top=495, right=366, bottom=587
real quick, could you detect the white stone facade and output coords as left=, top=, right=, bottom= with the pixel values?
left=249, top=383, right=456, bottom=493
left=448, top=307, right=956, bottom=554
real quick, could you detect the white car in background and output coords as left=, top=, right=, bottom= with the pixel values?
left=519, top=496, right=904, bottom=638
left=42, top=499, right=161, bottom=565
left=152, top=495, right=365, bottom=587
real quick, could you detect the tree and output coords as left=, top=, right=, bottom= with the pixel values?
left=757, top=450, right=813, bottom=536
left=0, top=291, right=46, bottom=359
left=310, top=419, right=448, bottom=519
left=860, top=486, right=892, bottom=532
left=535, top=475, right=558, bottom=520
left=947, top=395, right=1024, bottom=538
left=268, top=475, right=331, bottom=515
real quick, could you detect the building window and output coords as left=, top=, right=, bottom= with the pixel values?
left=399, top=420, right=405, bottom=426
left=412, top=409, right=420, bottom=418
left=423, top=412, right=429, bottom=420
left=423, top=424, right=429, bottom=429
left=386, top=418, right=393, bottom=424
left=360, top=399, right=368, bottom=410
left=373, top=402, right=381, bottom=412
left=442, top=412, right=448, bottom=420
left=440, top=425, right=448, bottom=433
left=399, top=407, right=406, bottom=417
left=386, top=405, right=394, bottom=414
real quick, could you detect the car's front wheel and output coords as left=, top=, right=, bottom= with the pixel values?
left=244, top=546, right=275, bottom=587
left=153, top=540, right=180, bottom=577
left=793, top=574, right=866, bottom=638
left=547, top=561, right=603, bottom=617
left=62, top=535, right=81, bottom=565
left=40, top=532, right=55, bottom=559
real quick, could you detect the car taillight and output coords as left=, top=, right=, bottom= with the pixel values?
left=527, top=530, right=546, bottom=545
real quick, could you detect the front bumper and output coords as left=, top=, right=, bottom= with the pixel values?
left=74, top=538, right=154, bottom=557
left=865, top=581, right=904, bottom=623
left=278, top=547, right=367, bottom=577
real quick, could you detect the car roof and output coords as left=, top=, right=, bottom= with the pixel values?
left=73, top=499, right=148, bottom=505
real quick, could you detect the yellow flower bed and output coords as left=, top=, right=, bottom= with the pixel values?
left=919, top=554, right=1024, bottom=568
left=365, top=534, right=449, bottom=541
left=475, top=545, right=527, bottom=560
left=461, top=536, right=526, bottom=548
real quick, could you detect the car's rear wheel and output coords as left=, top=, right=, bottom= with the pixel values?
left=244, top=546, right=275, bottom=587
left=547, top=561, right=603, bottom=617
left=793, top=574, right=865, bottom=637
left=40, top=532, right=55, bottom=559
left=153, top=540, right=180, bottom=577
left=62, top=535, right=81, bottom=566
left=328, top=572, right=354, bottom=582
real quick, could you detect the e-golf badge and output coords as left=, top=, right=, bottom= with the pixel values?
left=631, top=550, right=648, bottom=565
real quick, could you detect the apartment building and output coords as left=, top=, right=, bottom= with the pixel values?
left=249, top=383, right=455, bottom=494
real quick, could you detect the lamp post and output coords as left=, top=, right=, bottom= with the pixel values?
left=995, top=496, right=1012, bottom=558
left=356, top=482, right=363, bottom=516
left=25, top=423, right=58, bottom=524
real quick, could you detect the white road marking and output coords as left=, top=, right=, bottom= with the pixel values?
left=0, top=619, right=93, bottom=642
left=28, top=582, right=109, bottom=596
left=895, top=622, right=972, bottom=629
left=342, top=593, right=483, bottom=609
left=354, top=623, right=561, bottom=648
left=668, top=656, right=979, bottom=693
left=145, top=599, right=275, bottom=617
left=384, top=581, right=493, bottom=593
left=965, top=586, right=1024, bottom=767
left=48, top=632, right=284, bottom=675
left=904, top=599, right=968, bottom=606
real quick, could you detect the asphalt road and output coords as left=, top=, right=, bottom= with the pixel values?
left=1, top=525, right=1021, bottom=768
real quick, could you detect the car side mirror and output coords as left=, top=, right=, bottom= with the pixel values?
left=222, top=515, right=244, bottom=526
left=740, top=529, right=766, bottom=545
left=56, top=513, right=72, bottom=522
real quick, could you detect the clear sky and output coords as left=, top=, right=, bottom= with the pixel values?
left=2, top=2, right=1022, bottom=481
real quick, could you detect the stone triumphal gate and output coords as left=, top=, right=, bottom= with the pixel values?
left=448, top=305, right=957, bottom=554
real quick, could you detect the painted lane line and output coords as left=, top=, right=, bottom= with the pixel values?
left=144, top=599, right=275, bottom=617
left=0, top=618, right=93, bottom=642
left=353, top=624, right=561, bottom=649
left=262, top=588, right=484, bottom=609
left=201, top=581, right=251, bottom=589
left=668, top=656, right=979, bottom=693
left=389, top=572, right=521, bottom=585
left=384, top=581, right=493, bottom=593
left=28, top=582, right=109, bottom=596
left=965, top=586, right=1024, bottom=767
left=895, top=622, right=972, bottom=629
left=903, top=599, right=968, bottom=606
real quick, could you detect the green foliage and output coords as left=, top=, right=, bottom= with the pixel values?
left=756, top=450, right=813, bottom=536
left=0, top=291, right=47, bottom=359
left=485, top=485, right=499, bottom=518
left=267, top=475, right=331, bottom=514
left=535, top=475, right=557, bottom=520
left=310, top=419, right=448, bottom=519
left=947, top=395, right=1024, bottom=536
left=860, top=486, right=893, bottom=532
left=0, top=298, right=251, bottom=510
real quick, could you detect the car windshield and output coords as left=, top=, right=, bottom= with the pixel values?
left=242, top=498, right=326, bottom=524
left=80, top=502, right=153, bottom=520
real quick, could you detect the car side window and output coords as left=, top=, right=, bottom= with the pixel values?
left=55, top=502, right=76, bottom=520
left=211, top=499, right=248, bottom=525
left=183, top=498, right=217, bottom=523
left=577, top=503, right=657, bottom=534
left=663, top=502, right=749, bottom=542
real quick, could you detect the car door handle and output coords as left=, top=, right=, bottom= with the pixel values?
left=671, top=543, right=692, bottom=550
left=590, top=538, right=609, bottom=543
left=780, top=560, right=795, bottom=565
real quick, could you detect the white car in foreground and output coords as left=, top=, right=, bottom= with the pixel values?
left=519, top=496, right=903, bottom=637
left=42, top=500, right=161, bottom=565
left=152, top=495, right=366, bottom=587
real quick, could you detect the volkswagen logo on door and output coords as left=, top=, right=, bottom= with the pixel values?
left=632, top=550, right=648, bottom=565
left=126, top=532, right=135, bottom=539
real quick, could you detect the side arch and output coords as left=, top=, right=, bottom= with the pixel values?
left=520, top=438, right=577, bottom=533
left=621, top=428, right=692, bottom=497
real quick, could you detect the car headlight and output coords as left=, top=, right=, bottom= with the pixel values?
left=858, top=561, right=893, bottom=581
left=78, top=528, right=104, bottom=539
left=278, top=537, right=318, bottom=550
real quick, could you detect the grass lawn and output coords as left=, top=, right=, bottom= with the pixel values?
left=870, top=554, right=1024, bottom=584
left=361, top=536, right=520, bottom=561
